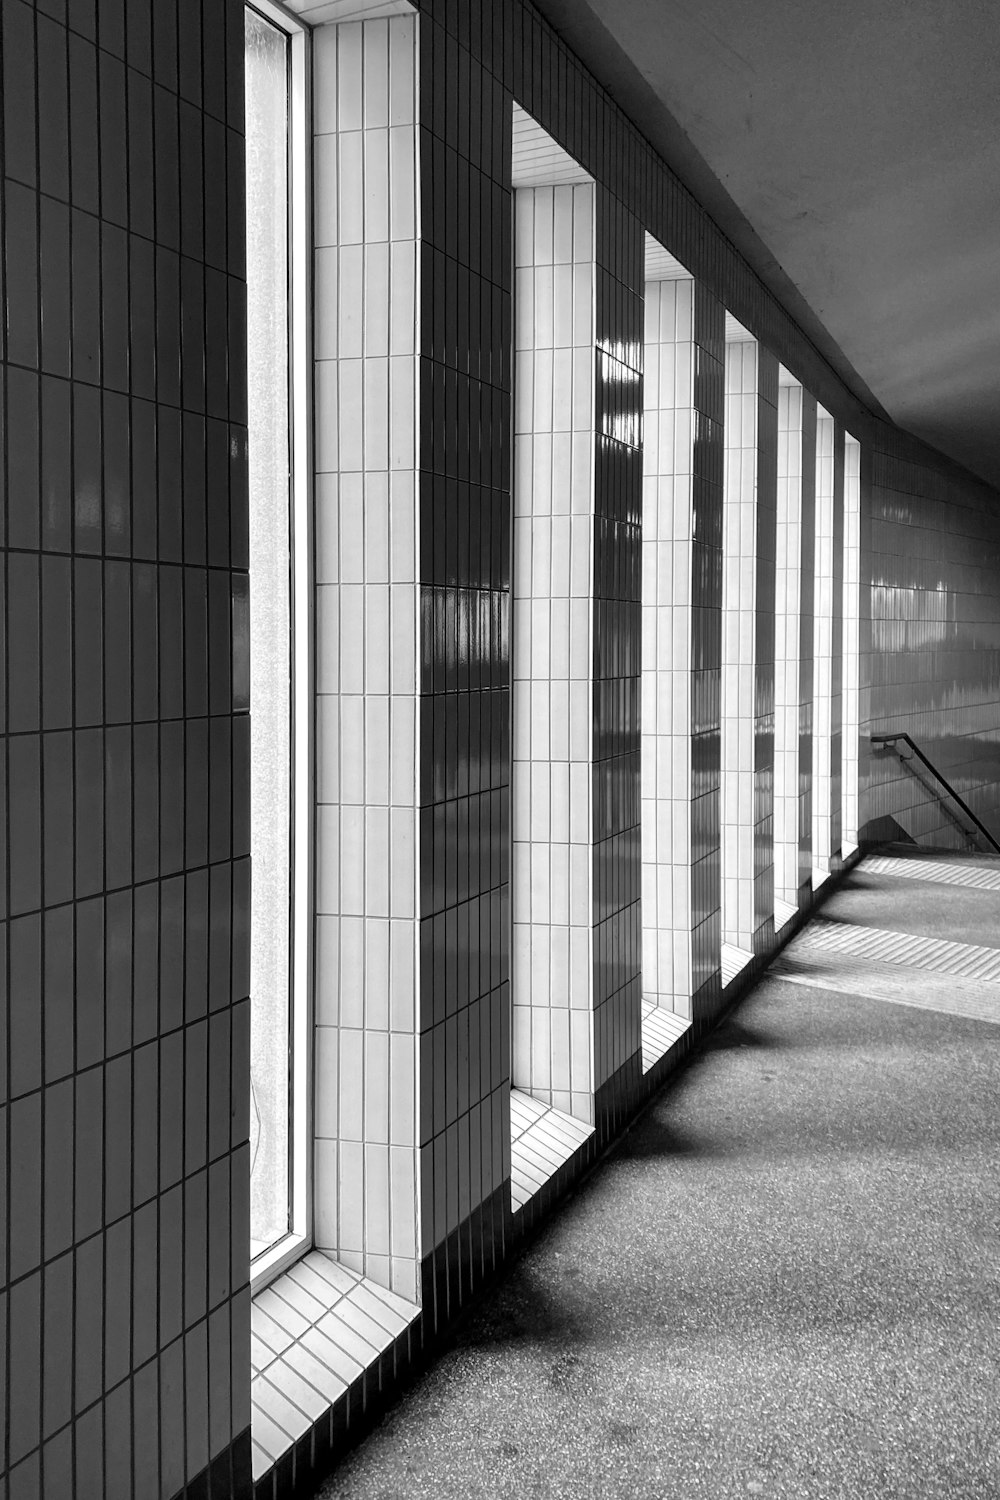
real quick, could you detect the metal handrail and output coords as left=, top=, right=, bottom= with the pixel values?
left=870, top=732, right=1000, bottom=856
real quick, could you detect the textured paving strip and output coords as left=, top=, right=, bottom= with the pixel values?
left=772, top=909, right=1000, bottom=1022
left=796, top=915, right=1000, bottom=981
left=863, top=853, right=1000, bottom=891
left=769, top=948, right=1000, bottom=1024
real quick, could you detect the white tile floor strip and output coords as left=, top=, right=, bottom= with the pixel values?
left=864, top=853, right=1000, bottom=891
left=771, top=903, right=1000, bottom=1024
left=509, top=1089, right=594, bottom=1212
left=799, top=918, right=1000, bottom=981
left=251, top=1251, right=419, bottom=1479
left=641, top=1003, right=691, bottom=1074
left=770, top=948, right=1000, bottom=1024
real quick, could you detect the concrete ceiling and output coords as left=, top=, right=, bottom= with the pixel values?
left=532, top=0, right=1000, bottom=490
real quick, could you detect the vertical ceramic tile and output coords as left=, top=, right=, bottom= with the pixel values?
left=8, top=2, right=996, bottom=1496
left=721, top=332, right=777, bottom=954
left=311, top=13, right=422, bottom=1307
left=640, top=269, right=700, bottom=1021
left=774, top=378, right=817, bottom=910
left=862, top=420, right=1000, bottom=847
left=812, top=410, right=845, bottom=873
left=512, top=179, right=598, bottom=1119
left=512, top=165, right=642, bottom=1125
left=0, top=0, right=252, bottom=1495
left=842, top=435, right=862, bottom=847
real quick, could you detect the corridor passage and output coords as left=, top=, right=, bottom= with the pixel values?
left=317, top=851, right=1000, bottom=1500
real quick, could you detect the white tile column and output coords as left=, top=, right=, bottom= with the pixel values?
left=842, top=433, right=862, bottom=848
left=813, top=408, right=845, bottom=876
left=511, top=182, right=597, bottom=1122
left=721, top=327, right=778, bottom=961
left=641, top=273, right=695, bottom=1018
left=774, top=377, right=817, bottom=913
left=311, top=12, right=422, bottom=1302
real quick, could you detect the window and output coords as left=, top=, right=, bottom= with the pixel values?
left=245, top=1, right=312, bottom=1287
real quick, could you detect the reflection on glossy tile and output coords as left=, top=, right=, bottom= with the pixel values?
left=721, top=334, right=777, bottom=953
left=813, top=409, right=844, bottom=873
left=641, top=272, right=700, bottom=1020
left=774, top=379, right=817, bottom=908
left=512, top=176, right=599, bottom=1120
left=864, top=426, right=1000, bottom=847
left=843, top=434, right=862, bottom=845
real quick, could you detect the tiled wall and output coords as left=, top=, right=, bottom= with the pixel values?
left=9, top=0, right=1000, bottom=1498
left=641, top=274, right=696, bottom=1016
left=863, top=422, right=1000, bottom=848
left=752, top=348, right=778, bottom=947
left=688, top=285, right=726, bottom=1015
left=721, top=338, right=757, bottom=951
left=842, top=434, right=861, bottom=847
left=414, top=0, right=514, bottom=1323
left=512, top=181, right=599, bottom=1119
left=721, top=336, right=777, bottom=954
left=311, top=11, right=423, bottom=1306
left=774, top=381, right=816, bottom=909
left=0, top=1, right=252, bottom=1496
left=812, top=412, right=845, bottom=871
left=638, top=260, right=726, bottom=1031
left=591, top=187, right=644, bottom=1117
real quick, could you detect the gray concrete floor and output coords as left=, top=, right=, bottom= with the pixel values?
left=317, top=869, right=1000, bottom=1499
left=821, top=868, right=1000, bottom=952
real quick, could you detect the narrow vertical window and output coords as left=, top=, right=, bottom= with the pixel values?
left=245, top=2, right=311, bottom=1281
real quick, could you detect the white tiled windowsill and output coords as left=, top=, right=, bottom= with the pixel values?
left=251, top=1249, right=419, bottom=1481
left=774, top=896, right=798, bottom=931
left=641, top=1003, right=690, bottom=1074
left=509, top=1090, right=594, bottom=1212
left=721, top=942, right=754, bottom=988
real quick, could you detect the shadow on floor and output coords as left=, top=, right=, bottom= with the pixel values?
left=449, top=1262, right=585, bottom=1352
left=700, top=1014, right=787, bottom=1051
left=316, top=864, right=1000, bottom=1500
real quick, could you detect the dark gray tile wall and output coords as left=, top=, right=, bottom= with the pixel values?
left=591, top=187, right=643, bottom=1111
left=688, top=283, right=725, bottom=1016
left=416, top=0, right=514, bottom=1323
left=1, top=1, right=251, bottom=1496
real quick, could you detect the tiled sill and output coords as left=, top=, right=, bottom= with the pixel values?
left=509, top=1089, right=594, bottom=1211
left=641, top=1003, right=690, bottom=1074
left=774, top=896, right=798, bottom=931
left=251, top=1251, right=419, bottom=1487
left=509, top=1002, right=693, bottom=1213
left=721, top=942, right=754, bottom=990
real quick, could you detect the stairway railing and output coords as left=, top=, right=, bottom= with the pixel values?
left=870, top=732, right=1000, bottom=856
